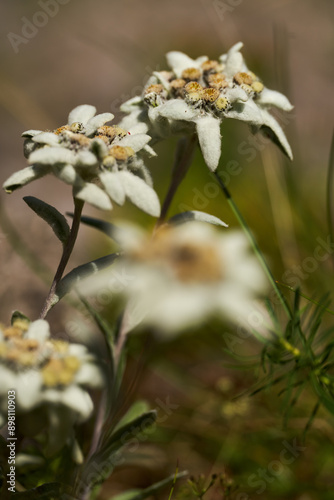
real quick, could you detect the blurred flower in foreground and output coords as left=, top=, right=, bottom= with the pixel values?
left=0, top=314, right=103, bottom=433
left=120, top=42, right=293, bottom=171
left=3, top=105, right=160, bottom=216
left=84, top=222, right=270, bottom=336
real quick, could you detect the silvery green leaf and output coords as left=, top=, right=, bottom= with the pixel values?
left=3, top=165, right=49, bottom=193
left=23, top=196, right=70, bottom=244
left=99, top=171, right=126, bottom=205
left=256, top=88, right=294, bottom=111
left=32, top=132, right=60, bottom=146
left=115, top=133, right=151, bottom=152
left=168, top=210, right=228, bottom=227
left=74, top=182, right=113, bottom=210
left=29, top=146, right=76, bottom=165
left=118, top=171, right=161, bottom=216
left=55, top=253, right=119, bottom=302
left=68, top=104, right=96, bottom=125
left=71, top=214, right=123, bottom=243
left=196, top=115, right=221, bottom=171
left=85, top=112, right=114, bottom=136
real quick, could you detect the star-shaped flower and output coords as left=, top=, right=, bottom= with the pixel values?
left=0, top=315, right=103, bottom=428
left=3, top=105, right=160, bottom=217
left=82, top=222, right=271, bottom=336
left=119, top=42, right=293, bottom=171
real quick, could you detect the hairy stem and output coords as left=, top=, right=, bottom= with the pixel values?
left=40, top=197, right=84, bottom=319
left=158, top=133, right=197, bottom=224
left=214, top=172, right=292, bottom=320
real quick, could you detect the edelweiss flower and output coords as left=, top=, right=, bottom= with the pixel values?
left=0, top=315, right=103, bottom=428
left=83, top=222, right=270, bottom=336
left=3, top=105, right=160, bottom=216
left=119, top=42, right=293, bottom=171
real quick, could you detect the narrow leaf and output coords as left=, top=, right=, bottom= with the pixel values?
left=55, top=253, right=119, bottom=302
left=168, top=210, right=228, bottom=227
left=24, top=196, right=70, bottom=244
left=68, top=214, right=122, bottom=243
left=11, top=482, right=66, bottom=499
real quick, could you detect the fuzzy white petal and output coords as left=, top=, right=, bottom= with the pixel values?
left=116, top=133, right=151, bottom=152
left=195, top=115, right=222, bottom=171
left=99, top=171, right=126, bottom=205
left=157, top=99, right=198, bottom=121
left=120, top=96, right=143, bottom=113
left=223, top=42, right=245, bottom=77
left=85, top=113, right=114, bottom=136
left=256, top=88, right=294, bottom=111
left=29, top=146, right=76, bottom=165
left=75, top=150, right=98, bottom=166
left=166, top=51, right=202, bottom=77
left=32, top=132, right=60, bottom=146
left=118, top=171, right=161, bottom=217
left=53, top=164, right=78, bottom=184
left=26, top=319, right=50, bottom=342
left=3, top=165, right=49, bottom=193
left=68, top=105, right=96, bottom=126
left=74, top=182, right=113, bottom=210
left=22, top=129, right=43, bottom=138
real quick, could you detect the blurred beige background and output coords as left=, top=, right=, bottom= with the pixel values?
left=0, top=0, right=333, bottom=328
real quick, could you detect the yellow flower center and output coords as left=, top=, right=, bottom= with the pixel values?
left=181, top=67, right=201, bottom=81
left=109, top=145, right=135, bottom=161
left=207, top=73, right=229, bottom=90
left=132, top=229, right=223, bottom=283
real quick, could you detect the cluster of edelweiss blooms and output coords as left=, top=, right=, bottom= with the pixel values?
left=1, top=43, right=292, bottom=427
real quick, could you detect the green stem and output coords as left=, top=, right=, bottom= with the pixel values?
left=40, top=197, right=84, bottom=319
left=214, top=172, right=292, bottom=320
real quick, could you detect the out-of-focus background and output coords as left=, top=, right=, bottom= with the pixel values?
left=1, top=1, right=334, bottom=498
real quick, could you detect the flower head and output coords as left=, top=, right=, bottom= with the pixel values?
left=0, top=314, right=103, bottom=428
left=83, top=222, right=271, bottom=336
left=120, top=42, right=293, bottom=171
left=3, top=105, right=160, bottom=216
